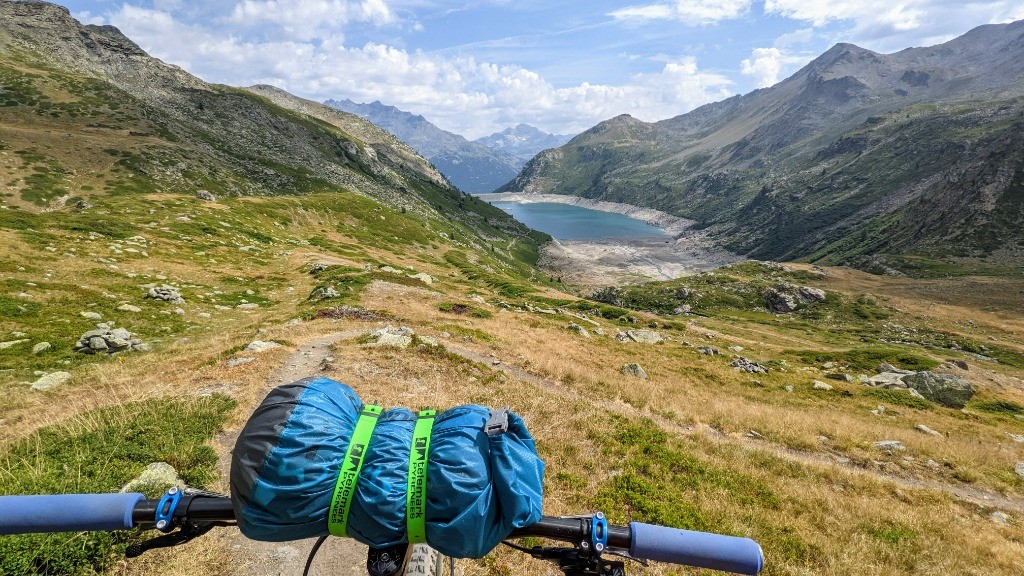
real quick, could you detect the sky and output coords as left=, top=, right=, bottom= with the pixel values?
left=60, top=0, right=1024, bottom=139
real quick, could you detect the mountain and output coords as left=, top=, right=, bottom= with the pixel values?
left=500, top=21, right=1024, bottom=267
left=0, top=0, right=540, bottom=253
left=323, top=98, right=520, bottom=193
left=473, top=123, right=573, bottom=165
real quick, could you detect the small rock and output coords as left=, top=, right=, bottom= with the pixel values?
left=32, top=342, right=51, bottom=354
left=117, top=304, right=142, bottom=313
left=80, top=311, right=103, bottom=320
left=417, top=336, right=439, bottom=347
left=237, top=303, right=260, bottom=310
left=827, top=373, right=854, bottom=382
left=196, top=190, right=216, bottom=202
left=89, top=336, right=109, bottom=351
left=147, top=285, right=185, bottom=304
left=310, top=285, right=341, bottom=300
left=408, top=272, right=434, bottom=285
left=873, top=440, right=906, bottom=454
left=745, top=430, right=764, bottom=439
left=120, top=462, right=184, bottom=497
left=469, top=294, right=486, bottom=304
left=730, top=357, right=768, bottom=374
left=245, top=340, right=282, bottom=353
left=990, top=511, right=1011, bottom=526
left=29, top=372, right=71, bottom=392
left=369, top=333, right=413, bottom=348
left=915, top=424, right=942, bottom=437
left=227, top=357, right=255, bottom=367
left=812, top=380, right=834, bottom=391
left=784, top=385, right=794, bottom=393
left=727, top=345, right=744, bottom=352
left=626, top=330, right=662, bottom=344
left=878, top=363, right=913, bottom=375
left=566, top=323, right=591, bottom=338
left=0, top=339, right=30, bottom=350
left=698, top=346, right=720, bottom=356
left=1015, top=462, right=1024, bottom=478
left=622, top=363, right=648, bottom=379
left=1006, top=433, right=1024, bottom=443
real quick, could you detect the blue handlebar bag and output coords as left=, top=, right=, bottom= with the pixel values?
left=230, top=377, right=545, bottom=558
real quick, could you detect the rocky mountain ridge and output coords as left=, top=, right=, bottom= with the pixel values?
left=323, top=98, right=571, bottom=192
left=473, top=123, right=573, bottom=165
left=500, top=20, right=1024, bottom=269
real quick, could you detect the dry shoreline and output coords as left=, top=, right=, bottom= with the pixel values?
left=479, top=193, right=742, bottom=286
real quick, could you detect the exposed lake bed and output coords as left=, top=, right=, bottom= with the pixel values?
left=482, top=193, right=740, bottom=285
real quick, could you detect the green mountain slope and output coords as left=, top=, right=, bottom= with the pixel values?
left=0, top=0, right=543, bottom=269
left=500, top=21, right=1024, bottom=267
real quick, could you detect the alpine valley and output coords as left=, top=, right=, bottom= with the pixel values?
left=1, top=2, right=1023, bottom=576
left=500, top=20, right=1024, bottom=273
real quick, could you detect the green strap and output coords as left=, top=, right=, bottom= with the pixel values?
left=328, top=404, right=383, bottom=538
left=406, top=409, right=436, bottom=544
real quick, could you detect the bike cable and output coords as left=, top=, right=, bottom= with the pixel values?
left=304, top=535, right=330, bottom=576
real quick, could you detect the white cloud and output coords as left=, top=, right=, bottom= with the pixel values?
left=72, top=11, right=106, bottom=26
left=611, top=0, right=752, bottom=26
left=108, top=5, right=732, bottom=138
left=225, top=0, right=395, bottom=41
left=740, top=46, right=811, bottom=87
left=765, top=1, right=1024, bottom=51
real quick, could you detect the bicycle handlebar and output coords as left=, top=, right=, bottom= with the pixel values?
left=0, top=493, right=143, bottom=535
left=0, top=494, right=763, bottom=575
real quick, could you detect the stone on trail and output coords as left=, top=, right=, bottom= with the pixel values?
left=29, top=372, right=71, bottom=392
left=902, top=372, right=974, bottom=409
left=622, top=363, right=648, bottom=379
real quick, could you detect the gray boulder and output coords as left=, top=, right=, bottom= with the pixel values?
left=698, top=346, right=720, bottom=356
left=1015, top=462, right=1024, bottom=478
left=196, top=190, right=216, bottom=202
left=29, top=372, right=71, bottom=392
left=622, top=363, right=648, bottom=379
left=310, top=285, right=340, bottom=300
left=765, top=288, right=798, bottom=313
left=902, top=372, right=974, bottom=409
left=873, top=440, right=906, bottom=454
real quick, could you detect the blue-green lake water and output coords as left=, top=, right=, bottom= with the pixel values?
left=490, top=201, right=667, bottom=241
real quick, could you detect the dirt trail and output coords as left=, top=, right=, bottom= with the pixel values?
left=213, top=327, right=1024, bottom=575
left=214, top=330, right=368, bottom=576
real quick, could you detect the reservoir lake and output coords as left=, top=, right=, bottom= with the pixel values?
left=490, top=201, right=668, bottom=241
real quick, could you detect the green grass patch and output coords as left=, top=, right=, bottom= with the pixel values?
left=591, top=419, right=814, bottom=565
left=786, top=345, right=939, bottom=373
left=0, top=395, right=234, bottom=575
left=863, top=388, right=935, bottom=410
left=970, top=399, right=1024, bottom=417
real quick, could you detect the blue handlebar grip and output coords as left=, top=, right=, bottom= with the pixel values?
left=629, top=522, right=763, bottom=575
left=0, top=493, right=144, bottom=535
